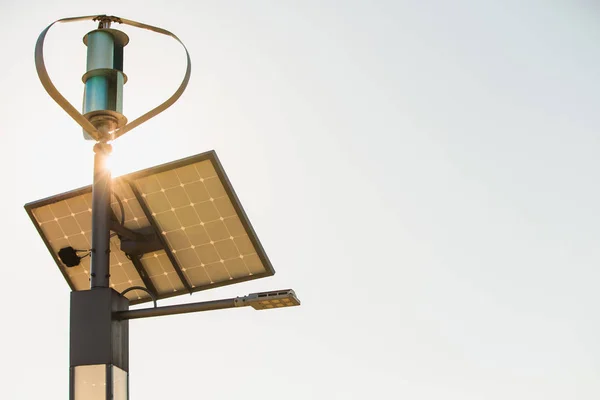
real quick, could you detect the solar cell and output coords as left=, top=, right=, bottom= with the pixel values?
left=25, top=151, right=275, bottom=304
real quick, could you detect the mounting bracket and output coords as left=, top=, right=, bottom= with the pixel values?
left=109, top=221, right=163, bottom=257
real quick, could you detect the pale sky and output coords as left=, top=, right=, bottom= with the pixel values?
left=2, top=1, right=600, bottom=399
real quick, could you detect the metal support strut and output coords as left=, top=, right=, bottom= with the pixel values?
left=90, top=142, right=112, bottom=288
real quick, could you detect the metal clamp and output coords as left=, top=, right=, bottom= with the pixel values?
left=35, top=14, right=191, bottom=142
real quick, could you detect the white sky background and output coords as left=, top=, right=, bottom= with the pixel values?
left=1, top=1, right=599, bottom=399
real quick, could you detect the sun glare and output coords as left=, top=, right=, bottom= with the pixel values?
left=104, top=150, right=114, bottom=173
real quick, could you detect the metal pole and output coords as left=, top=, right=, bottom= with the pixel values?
left=115, top=298, right=240, bottom=320
left=74, top=22, right=128, bottom=400
left=90, top=142, right=112, bottom=288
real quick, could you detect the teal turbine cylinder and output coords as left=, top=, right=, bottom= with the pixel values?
left=82, top=28, right=129, bottom=140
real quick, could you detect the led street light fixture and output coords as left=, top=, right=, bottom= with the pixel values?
left=241, top=289, right=301, bottom=310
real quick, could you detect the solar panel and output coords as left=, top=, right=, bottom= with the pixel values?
left=25, top=151, right=275, bottom=304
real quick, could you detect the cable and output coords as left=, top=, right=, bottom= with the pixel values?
left=110, top=191, right=126, bottom=238
left=113, top=191, right=125, bottom=226
left=120, top=286, right=157, bottom=308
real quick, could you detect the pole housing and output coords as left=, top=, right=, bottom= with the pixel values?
left=82, top=26, right=129, bottom=140
left=70, top=288, right=129, bottom=399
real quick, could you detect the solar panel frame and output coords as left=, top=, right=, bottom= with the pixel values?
left=24, top=150, right=276, bottom=305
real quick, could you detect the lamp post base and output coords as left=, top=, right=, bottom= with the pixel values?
left=69, top=288, right=129, bottom=400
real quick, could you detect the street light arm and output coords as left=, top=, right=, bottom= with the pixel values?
left=114, top=289, right=301, bottom=320
left=113, top=297, right=240, bottom=320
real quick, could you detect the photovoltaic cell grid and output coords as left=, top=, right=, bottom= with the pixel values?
left=25, top=151, right=275, bottom=304
left=133, top=159, right=268, bottom=288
